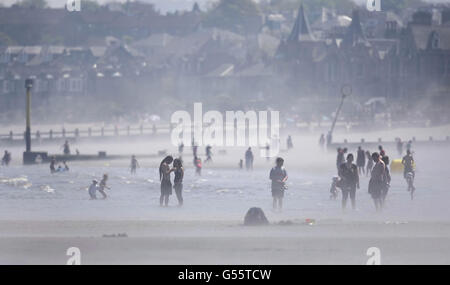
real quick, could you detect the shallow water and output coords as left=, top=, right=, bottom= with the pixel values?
left=0, top=141, right=449, bottom=222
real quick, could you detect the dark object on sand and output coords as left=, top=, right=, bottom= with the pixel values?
left=102, top=233, right=128, bottom=238
left=244, top=207, right=269, bottom=226
left=277, top=220, right=294, bottom=226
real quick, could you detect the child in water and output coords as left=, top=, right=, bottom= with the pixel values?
left=98, top=174, right=109, bottom=199
left=88, top=180, right=98, bottom=200
left=269, top=157, right=288, bottom=211
left=330, top=176, right=340, bottom=200
left=194, top=156, right=202, bottom=176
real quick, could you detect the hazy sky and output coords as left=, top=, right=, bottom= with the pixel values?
left=2, top=0, right=449, bottom=13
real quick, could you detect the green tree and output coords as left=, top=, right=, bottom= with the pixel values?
left=17, top=0, right=48, bottom=9
left=203, top=0, right=262, bottom=34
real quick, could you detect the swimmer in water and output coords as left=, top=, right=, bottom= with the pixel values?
left=171, top=158, right=184, bottom=206
left=159, top=156, right=173, bottom=207
left=98, top=174, right=110, bottom=199
left=269, top=157, right=288, bottom=211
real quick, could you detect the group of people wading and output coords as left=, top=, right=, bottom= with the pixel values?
left=333, top=144, right=416, bottom=212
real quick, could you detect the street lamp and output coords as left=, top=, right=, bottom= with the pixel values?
left=327, top=84, right=352, bottom=146
left=25, top=78, right=33, bottom=153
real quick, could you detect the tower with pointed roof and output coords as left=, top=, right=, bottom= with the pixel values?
left=287, top=4, right=315, bottom=42
left=342, top=9, right=370, bottom=48
left=276, top=4, right=317, bottom=60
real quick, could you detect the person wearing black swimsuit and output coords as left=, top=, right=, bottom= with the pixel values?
left=159, top=156, right=173, bottom=207
left=171, top=158, right=184, bottom=206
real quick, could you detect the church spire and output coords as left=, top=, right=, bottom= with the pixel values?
left=287, top=4, right=315, bottom=42
left=343, top=9, right=369, bottom=47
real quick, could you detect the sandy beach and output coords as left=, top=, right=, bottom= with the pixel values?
left=0, top=220, right=450, bottom=264
left=1, top=129, right=450, bottom=264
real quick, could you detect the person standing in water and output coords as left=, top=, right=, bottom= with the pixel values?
left=336, top=148, right=347, bottom=173
left=330, top=176, right=340, bottom=200
left=402, top=150, right=415, bottom=191
left=269, top=157, right=288, bottom=211
left=88, top=180, right=99, bottom=200
left=245, top=147, right=254, bottom=170
left=130, top=155, right=139, bottom=174
left=178, top=142, right=184, bottom=157
left=378, top=145, right=385, bottom=158
left=319, top=134, right=325, bottom=150
left=368, top=152, right=386, bottom=212
left=63, top=161, right=69, bottom=171
left=62, top=140, right=71, bottom=155
left=98, top=174, right=110, bottom=199
left=192, top=139, right=198, bottom=158
left=396, top=138, right=403, bottom=156
left=356, top=146, right=366, bottom=175
left=159, top=156, right=173, bottom=207
left=50, top=156, right=56, bottom=173
left=171, top=158, right=184, bottom=206
left=265, top=143, right=270, bottom=161
left=338, top=153, right=359, bottom=210
left=406, top=140, right=412, bottom=153
left=193, top=156, right=202, bottom=176
left=365, top=151, right=373, bottom=176
left=381, top=155, right=391, bottom=206
left=287, top=135, right=293, bottom=150
left=326, top=131, right=332, bottom=148
left=205, top=145, right=212, bottom=162
left=1, top=150, right=11, bottom=166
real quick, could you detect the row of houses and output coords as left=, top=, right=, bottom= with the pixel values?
left=273, top=5, right=450, bottom=105
left=1, top=4, right=450, bottom=122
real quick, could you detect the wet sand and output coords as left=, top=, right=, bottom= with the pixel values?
left=1, top=220, right=450, bottom=264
